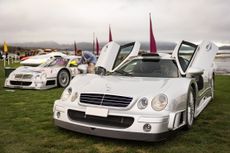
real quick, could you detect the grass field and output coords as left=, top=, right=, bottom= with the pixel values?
left=0, top=62, right=229, bottom=153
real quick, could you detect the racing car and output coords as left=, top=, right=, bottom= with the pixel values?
left=5, top=55, right=81, bottom=89
left=53, top=40, right=218, bottom=141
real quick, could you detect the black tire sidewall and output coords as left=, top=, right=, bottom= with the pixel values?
left=211, top=75, right=215, bottom=100
left=185, top=87, right=195, bottom=130
left=57, top=69, right=70, bottom=88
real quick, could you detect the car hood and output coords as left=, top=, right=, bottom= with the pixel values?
left=20, top=56, right=49, bottom=66
left=14, top=66, right=46, bottom=74
left=11, top=66, right=59, bottom=78
left=71, top=74, right=182, bottom=97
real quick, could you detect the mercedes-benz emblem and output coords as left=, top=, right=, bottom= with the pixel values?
left=105, top=84, right=111, bottom=92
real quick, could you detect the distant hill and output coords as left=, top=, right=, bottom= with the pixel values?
left=140, top=41, right=176, bottom=51
left=11, top=41, right=94, bottom=51
left=9, top=41, right=177, bottom=51
left=4, top=41, right=230, bottom=52
left=12, top=41, right=60, bottom=48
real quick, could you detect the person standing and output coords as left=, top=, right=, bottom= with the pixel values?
left=76, top=50, right=97, bottom=73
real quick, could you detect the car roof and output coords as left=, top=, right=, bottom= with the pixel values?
left=133, top=53, right=174, bottom=60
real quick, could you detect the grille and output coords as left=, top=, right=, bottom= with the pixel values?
left=15, top=74, right=33, bottom=79
left=10, top=81, right=32, bottom=86
left=15, top=74, right=23, bottom=79
left=80, top=93, right=133, bottom=108
left=68, top=109, right=134, bottom=128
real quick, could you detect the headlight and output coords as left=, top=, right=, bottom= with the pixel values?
left=61, top=87, right=72, bottom=101
left=151, top=94, right=168, bottom=111
left=35, top=74, right=40, bottom=80
left=137, top=97, right=148, bottom=109
left=71, top=92, right=78, bottom=102
left=40, top=73, right=47, bottom=80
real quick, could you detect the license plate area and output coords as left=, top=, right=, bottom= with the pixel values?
left=86, top=107, right=108, bottom=117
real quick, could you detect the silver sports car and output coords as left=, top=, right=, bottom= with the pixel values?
left=53, top=40, right=218, bottom=141
left=5, top=56, right=81, bottom=89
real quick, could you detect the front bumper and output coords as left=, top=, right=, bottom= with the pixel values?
left=4, top=78, right=56, bottom=90
left=53, top=101, right=183, bottom=141
left=55, top=119, right=171, bottom=141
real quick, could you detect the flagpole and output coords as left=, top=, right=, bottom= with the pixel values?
left=4, top=57, right=6, bottom=67
left=93, top=32, right=95, bottom=53
left=74, top=41, right=77, bottom=56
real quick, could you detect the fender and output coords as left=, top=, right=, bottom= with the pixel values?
left=59, top=68, right=71, bottom=78
left=56, top=68, right=71, bottom=88
left=189, top=78, right=198, bottom=103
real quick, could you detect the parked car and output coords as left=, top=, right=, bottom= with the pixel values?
left=20, top=52, right=67, bottom=66
left=53, top=40, right=218, bottom=141
left=5, top=55, right=81, bottom=89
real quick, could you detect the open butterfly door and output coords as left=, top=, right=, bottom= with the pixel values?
left=172, top=40, right=218, bottom=76
left=96, top=41, right=140, bottom=72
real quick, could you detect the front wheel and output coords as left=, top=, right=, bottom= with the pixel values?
left=185, top=88, right=195, bottom=129
left=211, top=76, right=215, bottom=100
left=57, top=69, right=70, bottom=88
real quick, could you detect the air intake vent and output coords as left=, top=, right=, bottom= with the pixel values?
left=68, top=109, right=134, bottom=128
left=10, top=81, right=32, bottom=86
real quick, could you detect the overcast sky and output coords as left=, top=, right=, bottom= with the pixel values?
left=0, top=0, right=229, bottom=44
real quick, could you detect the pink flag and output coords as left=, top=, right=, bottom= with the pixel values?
left=96, top=37, right=100, bottom=55
left=109, top=25, right=113, bottom=42
left=74, top=41, right=77, bottom=55
left=149, top=13, right=157, bottom=53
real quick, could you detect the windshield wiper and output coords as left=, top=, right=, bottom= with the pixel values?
left=114, top=70, right=133, bottom=76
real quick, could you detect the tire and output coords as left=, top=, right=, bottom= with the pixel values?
left=95, top=66, right=106, bottom=75
left=57, top=69, right=70, bottom=88
left=185, top=87, right=195, bottom=130
left=211, top=76, right=215, bottom=100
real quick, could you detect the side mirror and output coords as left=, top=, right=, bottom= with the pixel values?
left=95, top=66, right=107, bottom=75
left=186, top=67, right=204, bottom=76
left=77, top=64, right=88, bottom=74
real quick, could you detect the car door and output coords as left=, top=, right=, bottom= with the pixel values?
left=96, top=41, right=140, bottom=72
left=172, top=40, right=218, bottom=76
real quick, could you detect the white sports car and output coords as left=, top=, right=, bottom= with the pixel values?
left=5, top=56, right=81, bottom=89
left=20, top=52, right=67, bottom=66
left=53, top=40, right=218, bottom=141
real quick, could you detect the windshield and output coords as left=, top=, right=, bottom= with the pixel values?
left=112, top=58, right=179, bottom=78
left=39, top=57, right=69, bottom=67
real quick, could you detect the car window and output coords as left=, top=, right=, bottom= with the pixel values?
left=113, top=58, right=179, bottom=78
left=41, top=57, right=69, bottom=67
left=112, top=42, right=135, bottom=69
left=178, top=42, right=197, bottom=72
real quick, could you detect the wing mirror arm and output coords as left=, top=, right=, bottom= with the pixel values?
left=186, top=67, right=204, bottom=77
left=95, top=66, right=107, bottom=75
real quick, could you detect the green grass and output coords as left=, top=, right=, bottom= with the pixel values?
left=0, top=61, right=230, bottom=153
